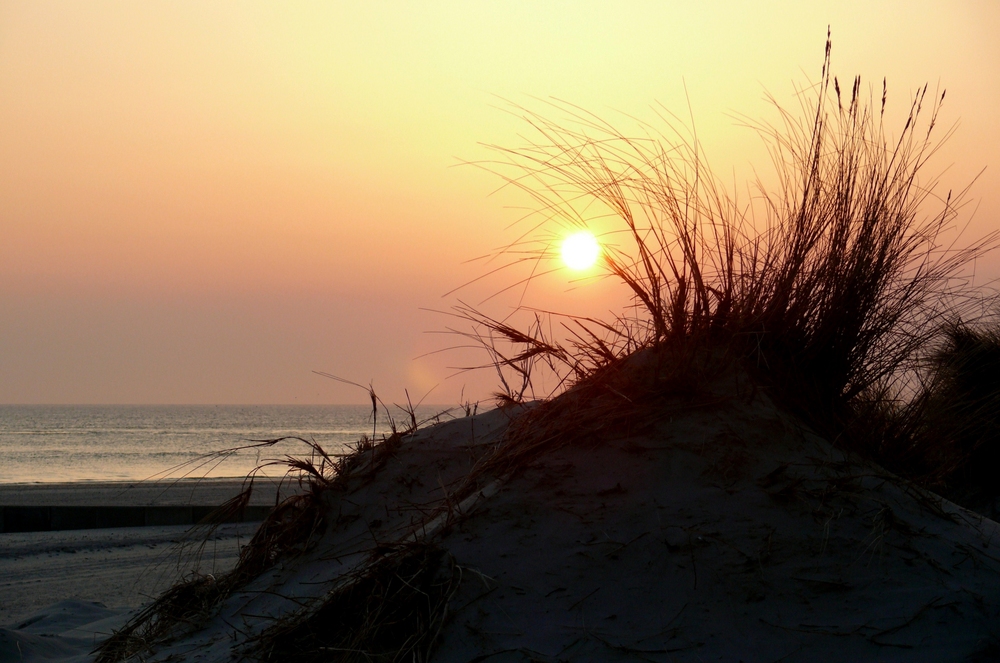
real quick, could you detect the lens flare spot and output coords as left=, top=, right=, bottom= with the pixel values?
left=561, top=231, right=600, bottom=270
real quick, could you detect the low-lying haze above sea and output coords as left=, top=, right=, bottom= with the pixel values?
left=0, top=404, right=450, bottom=484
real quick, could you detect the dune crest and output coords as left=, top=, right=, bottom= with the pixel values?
left=85, top=356, right=1000, bottom=662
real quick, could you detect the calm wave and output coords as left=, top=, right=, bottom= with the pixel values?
left=0, top=405, right=448, bottom=484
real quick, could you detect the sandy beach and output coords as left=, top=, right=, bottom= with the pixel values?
left=5, top=384, right=1000, bottom=661
left=4, top=2, right=999, bottom=661
left=59, top=384, right=996, bottom=662
left=0, top=479, right=286, bottom=627
left=0, top=523, right=255, bottom=628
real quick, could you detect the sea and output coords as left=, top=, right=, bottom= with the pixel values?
left=0, top=404, right=451, bottom=484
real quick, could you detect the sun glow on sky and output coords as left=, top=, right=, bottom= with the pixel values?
left=0, top=2, right=998, bottom=404
left=561, top=232, right=601, bottom=271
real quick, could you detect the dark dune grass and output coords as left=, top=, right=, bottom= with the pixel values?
left=95, top=35, right=1000, bottom=663
left=457, top=32, right=1000, bottom=505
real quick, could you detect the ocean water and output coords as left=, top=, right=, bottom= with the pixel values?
left=0, top=404, right=449, bottom=484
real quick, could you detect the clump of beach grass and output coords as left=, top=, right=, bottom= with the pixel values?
left=97, top=34, right=1000, bottom=663
left=889, top=318, right=1000, bottom=507
left=454, top=34, right=998, bottom=492
left=250, top=542, right=460, bottom=663
left=93, top=436, right=343, bottom=663
left=94, top=387, right=429, bottom=663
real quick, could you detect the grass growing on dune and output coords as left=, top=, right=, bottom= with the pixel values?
left=94, top=412, right=423, bottom=662
left=456, top=35, right=999, bottom=492
left=96, top=35, right=1000, bottom=663
left=896, top=320, right=1000, bottom=506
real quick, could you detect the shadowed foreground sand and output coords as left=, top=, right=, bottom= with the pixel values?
left=5, top=372, right=1000, bottom=662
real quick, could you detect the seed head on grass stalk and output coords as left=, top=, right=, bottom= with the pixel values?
left=457, top=35, right=997, bottom=453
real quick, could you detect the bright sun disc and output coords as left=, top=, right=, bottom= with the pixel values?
left=561, top=231, right=600, bottom=270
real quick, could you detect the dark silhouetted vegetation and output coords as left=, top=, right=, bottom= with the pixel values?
left=457, top=34, right=999, bottom=504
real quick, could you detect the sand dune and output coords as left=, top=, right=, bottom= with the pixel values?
left=17, top=368, right=989, bottom=662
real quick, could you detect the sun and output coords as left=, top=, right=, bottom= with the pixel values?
left=561, top=231, right=600, bottom=270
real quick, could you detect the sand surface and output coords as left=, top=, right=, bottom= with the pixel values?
left=130, top=383, right=1000, bottom=661
left=0, top=477, right=295, bottom=622
left=0, top=522, right=257, bottom=628
left=7, top=380, right=1000, bottom=661
left=1, top=599, right=134, bottom=663
left=0, top=480, right=277, bottom=661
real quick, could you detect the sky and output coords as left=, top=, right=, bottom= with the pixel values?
left=1, top=1, right=998, bottom=405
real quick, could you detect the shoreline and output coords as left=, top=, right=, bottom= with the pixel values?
left=0, top=479, right=278, bottom=627
left=0, top=477, right=289, bottom=507
left=0, top=478, right=298, bottom=534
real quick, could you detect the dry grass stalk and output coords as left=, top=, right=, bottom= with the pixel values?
left=98, top=34, right=1000, bottom=663
left=94, top=370, right=464, bottom=663
left=95, top=408, right=419, bottom=662
left=93, top=574, right=222, bottom=663
left=250, top=542, right=460, bottom=663
left=453, top=33, right=998, bottom=486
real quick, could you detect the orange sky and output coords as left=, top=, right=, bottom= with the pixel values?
left=2, top=1, right=998, bottom=404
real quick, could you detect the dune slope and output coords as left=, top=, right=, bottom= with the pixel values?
left=77, top=366, right=1000, bottom=663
